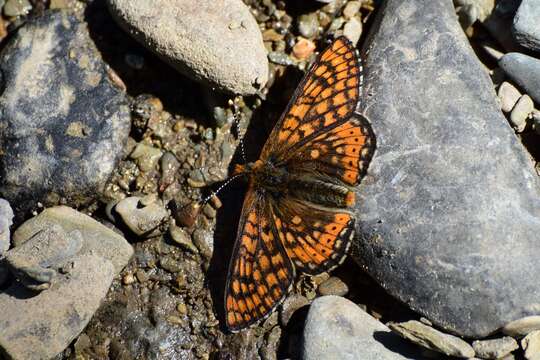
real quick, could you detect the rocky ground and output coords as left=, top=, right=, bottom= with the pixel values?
left=0, top=0, right=539, bottom=359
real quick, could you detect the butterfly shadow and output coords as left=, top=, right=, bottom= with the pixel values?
left=206, top=66, right=305, bottom=332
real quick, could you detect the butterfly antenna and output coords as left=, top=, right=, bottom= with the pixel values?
left=199, top=173, right=243, bottom=207
left=229, top=98, right=247, bottom=164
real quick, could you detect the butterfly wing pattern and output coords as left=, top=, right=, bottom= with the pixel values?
left=225, top=36, right=376, bottom=332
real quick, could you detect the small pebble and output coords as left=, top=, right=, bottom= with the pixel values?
left=472, top=337, right=518, bottom=359
left=3, top=0, right=32, bottom=17
left=343, top=17, right=363, bottom=46
left=49, top=0, right=68, bottom=9
left=169, top=224, right=197, bottom=253
left=498, top=82, right=521, bottom=113
left=503, top=316, right=540, bottom=337
left=135, top=269, right=149, bottom=283
left=522, top=330, right=540, bottom=360
left=342, top=1, right=361, bottom=19
left=268, top=51, right=295, bottom=66
left=317, top=276, right=349, bottom=296
left=510, top=94, right=533, bottom=132
left=122, top=273, right=136, bottom=285
left=159, top=255, right=182, bottom=273
left=292, top=37, right=316, bottom=60
left=297, top=13, right=319, bottom=39
left=202, top=204, right=217, bottom=219
left=210, top=195, right=222, bottom=209
left=177, top=303, right=188, bottom=315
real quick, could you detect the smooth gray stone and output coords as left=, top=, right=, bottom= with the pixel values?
left=0, top=11, right=130, bottom=219
left=499, top=52, right=540, bottom=104
left=0, top=254, right=114, bottom=360
left=353, top=0, right=540, bottom=338
left=513, top=0, right=540, bottom=52
left=12, top=206, right=133, bottom=274
left=302, top=296, right=422, bottom=360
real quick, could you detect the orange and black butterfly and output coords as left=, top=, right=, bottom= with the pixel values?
left=224, top=36, right=376, bottom=332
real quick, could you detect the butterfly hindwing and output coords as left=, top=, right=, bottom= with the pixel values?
left=271, top=196, right=354, bottom=275
left=225, top=187, right=294, bottom=332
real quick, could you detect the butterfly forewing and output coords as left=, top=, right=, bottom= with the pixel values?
left=260, top=37, right=362, bottom=163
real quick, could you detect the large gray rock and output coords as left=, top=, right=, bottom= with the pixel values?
left=512, top=0, right=540, bottom=52
left=0, top=254, right=114, bottom=360
left=0, top=198, right=13, bottom=254
left=499, top=53, right=540, bottom=105
left=106, top=0, right=268, bottom=95
left=353, top=0, right=540, bottom=338
left=0, top=11, right=131, bottom=218
left=302, top=296, right=422, bottom=360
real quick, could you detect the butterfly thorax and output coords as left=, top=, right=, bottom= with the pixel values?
left=235, top=160, right=289, bottom=196
left=234, top=160, right=355, bottom=208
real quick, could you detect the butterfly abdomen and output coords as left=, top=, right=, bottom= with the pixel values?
left=287, top=175, right=354, bottom=209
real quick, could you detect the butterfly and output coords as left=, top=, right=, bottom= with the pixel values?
left=224, top=36, right=376, bottom=332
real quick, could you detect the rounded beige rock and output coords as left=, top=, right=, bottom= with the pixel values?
left=107, top=0, right=268, bottom=95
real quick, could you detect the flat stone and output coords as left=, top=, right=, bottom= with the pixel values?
left=510, top=94, right=533, bottom=132
left=498, top=81, right=521, bottom=113
left=114, top=196, right=168, bottom=237
left=0, top=198, right=13, bottom=254
left=388, top=321, right=475, bottom=358
left=0, top=11, right=130, bottom=218
left=503, top=316, right=540, bottom=337
left=472, top=337, right=518, bottom=359
left=5, top=224, right=82, bottom=291
left=0, top=254, right=114, bottom=360
left=500, top=53, right=540, bottom=105
left=512, top=0, right=540, bottom=52
left=302, top=296, right=422, bottom=360
left=12, top=206, right=133, bottom=274
left=317, top=276, right=349, bottom=297
left=106, top=0, right=268, bottom=95
left=522, top=330, right=540, bottom=360
left=354, top=0, right=540, bottom=338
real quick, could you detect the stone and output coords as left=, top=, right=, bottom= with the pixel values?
left=297, top=13, right=319, bottom=39
left=0, top=254, right=114, bottom=360
left=3, top=0, right=31, bottom=17
left=5, top=225, right=82, bottom=291
left=0, top=11, right=130, bottom=218
left=510, top=94, right=533, bottom=132
left=106, top=0, right=268, bottom=95
left=512, top=0, right=540, bottom=52
left=343, top=17, right=362, bottom=46
left=503, top=316, right=540, bottom=337
left=292, top=37, right=316, bottom=60
left=522, top=330, right=540, bottom=360
left=0, top=198, right=13, bottom=254
left=169, top=223, right=197, bottom=253
left=343, top=1, right=361, bottom=19
left=388, top=321, right=475, bottom=358
left=472, top=337, right=518, bottom=359
left=279, top=293, right=309, bottom=327
left=317, top=276, right=349, bottom=296
left=302, top=296, right=422, bottom=360
left=354, top=0, right=540, bottom=338
left=114, top=196, right=168, bottom=237
left=500, top=53, right=540, bottom=105
left=12, top=206, right=133, bottom=274
left=498, top=81, right=521, bottom=113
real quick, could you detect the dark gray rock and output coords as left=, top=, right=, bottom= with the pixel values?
left=353, top=0, right=540, bottom=338
left=0, top=254, right=114, bottom=360
left=513, top=0, right=540, bottom=52
left=499, top=52, right=540, bottom=104
left=0, top=11, right=130, bottom=218
left=302, top=296, right=422, bottom=360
